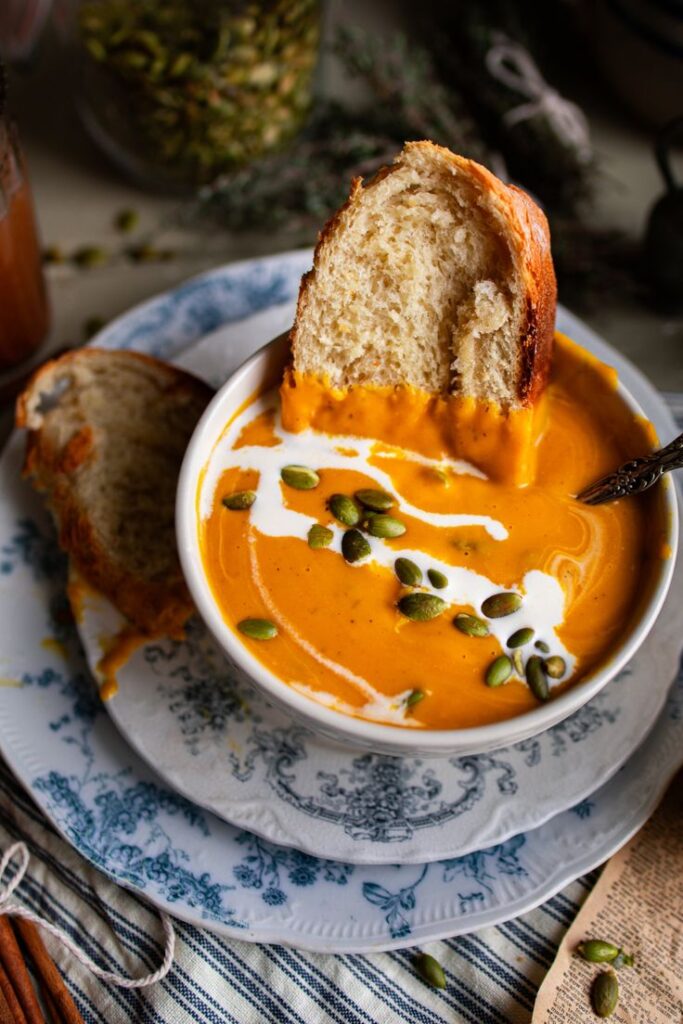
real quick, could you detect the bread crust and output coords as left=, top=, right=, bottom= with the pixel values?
left=17, top=348, right=213, bottom=637
left=290, top=141, right=556, bottom=407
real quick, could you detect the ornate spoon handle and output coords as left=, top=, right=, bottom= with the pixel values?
left=577, top=431, right=683, bottom=506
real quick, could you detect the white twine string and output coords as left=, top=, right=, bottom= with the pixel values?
left=0, top=842, right=175, bottom=989
left=485, top=31, right=592, bottom=163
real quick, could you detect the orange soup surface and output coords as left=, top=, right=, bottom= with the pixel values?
left=198, top=334, right=668, bottom=730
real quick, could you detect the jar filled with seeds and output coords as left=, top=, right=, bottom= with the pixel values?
left=72, top=0, right=322, bottom=189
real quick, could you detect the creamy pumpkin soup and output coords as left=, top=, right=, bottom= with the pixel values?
left=198, top=334, right=667, bottom=730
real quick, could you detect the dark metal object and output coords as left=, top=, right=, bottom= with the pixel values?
left=641, top=116, right=683, bottom=307
left=577, top=431, right=683, bottom=506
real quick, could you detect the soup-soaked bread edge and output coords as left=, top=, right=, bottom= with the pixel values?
left=16, top=348, right=213, bottom=637
left=289, top=140, right=557, bottom=409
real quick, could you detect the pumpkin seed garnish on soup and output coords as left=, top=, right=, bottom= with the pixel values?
left=237, top=618, right=278, bottom=640
left=222, top=490, right=257, bottom=510
left=281, top=464, right=320, bottom=490
left=366, top=514, right=406, bottom=539
left=394, top=558, right=423, bottom=586
left=507, top=626, right=534, bottom=648
left=354, top=488, right=395, bottom=512
left=398, top=593, right=447, bottom=621
left=427, top=568, right=448, bottom=589
left=526, top=655, right=549, bottom=701
left=341, top=529, right=371, bottom=564
left=453, top=613, right=490, bottom=638
left=482, top=592, right=523, bottom=618
left=485, top=655, right=513, bottom=687
left=307, top=524, right=333, bottom=549
left=328, top=493, right=361, bottom=527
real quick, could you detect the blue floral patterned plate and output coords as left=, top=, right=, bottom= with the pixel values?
left=66, top=252, right=681, bottom=866
left=0, top=251, right=681, bottom=951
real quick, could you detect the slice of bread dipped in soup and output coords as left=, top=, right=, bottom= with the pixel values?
left=281, top=140, right=557, bottom=485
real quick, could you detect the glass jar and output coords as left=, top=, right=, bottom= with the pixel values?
left=73, top=0, right=322, bottom=189
left=0, top=111, right=50, bottom=372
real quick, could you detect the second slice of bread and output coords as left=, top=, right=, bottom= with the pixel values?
left=16, top=349, right=212, bottom=637
left=289, top=141, right=556, bottom=409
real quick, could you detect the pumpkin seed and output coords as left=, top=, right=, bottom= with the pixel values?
left=119, top=50, right=150, bottom=72
left=73, top=245, right=107, bottom=268
left=544, top=655, right=566, bottom=679
left=395, top=558, right=423, bottom=587
left=168, top=51, right=194, bottom=77
left=481, top=592, right=523, bottom=618
left=328, top=494, right=361, bottom=527
left=512, top=650, right=525, bottom=676
left=453, top=613, right=490, bottom=638
left=341, top=529, right=370, bottom=564
left=128, top=243, right=163, bottom=263
left=83, top=315, right=106, bottom=340
left=577, top=940, right=620, bottom=964
left=359, top=511, right=377, bottom=531
left=354, top=488, right=395, bottom=512
left=237, top=618, right=277, bottom=640
left=398, top=593, right=447, bottom=621
left=612, top=951, right=634, bottom=969
left=526, top=655, right=549, bottom=701
left=222, top=490, right=256, bottom=510
left=281, top=465, right=320, bottom=490
left=42, top=245, right=65, bottom=265
left=404, top=688, right=425, bottom=709
left=85, top=37, right=107, bottom=61
left=307, top=524, right=333, bottom=549
left=427, top=568, right=448, bottom=589
left=591, top=971, right=619, bottom=1018
left=507, top=627, right=534, bottom=648
left=114, top=208, right=139, bottom=233
left=535, top=640, right=550, bottom=653
left=414, top=952, right=446, bottom=990
left=366, top=515, right=406, bottom=539
left=485, top=655, right=513, bottom=687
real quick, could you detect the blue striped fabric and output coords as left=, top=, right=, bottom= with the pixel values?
left=0, top=721, right=604, bottom=1024
left=0, top=402, right=680, bottom=1024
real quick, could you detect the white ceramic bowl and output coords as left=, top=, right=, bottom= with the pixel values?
left=177, top=335, right=679, bottom=756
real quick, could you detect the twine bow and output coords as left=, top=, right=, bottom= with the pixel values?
left=0, top=841, right=175, bottom=989
left=485, top=32, right=592, bottom=163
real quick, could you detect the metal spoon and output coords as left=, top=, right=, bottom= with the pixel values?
left=577, top=431, right=683, bottom=505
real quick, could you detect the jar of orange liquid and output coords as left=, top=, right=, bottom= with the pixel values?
left=0, top=72, right=50, bottom=372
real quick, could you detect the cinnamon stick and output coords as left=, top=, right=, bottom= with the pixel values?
left=0, top=982, right=17, bottom=1024
left=12, top=920, right=83, bottom=1024
left=0, top=919, right=44, bottom=1024
left=38, top=985, right=61, bottom=1024
left=0, top=962, right=27, bottom=1024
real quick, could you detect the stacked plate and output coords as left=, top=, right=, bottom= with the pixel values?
left=0, top=250, right=681, bottom=953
